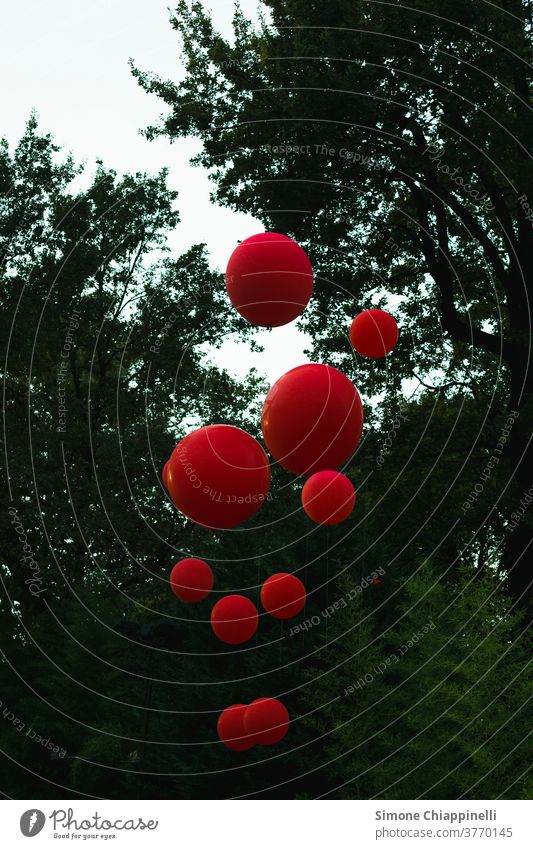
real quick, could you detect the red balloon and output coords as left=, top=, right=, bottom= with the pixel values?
left=166, top=425, right=270, bottom=529
left=261, top=364, right=364, bottom=476
left=350, top=309, right=398, bottom=358
left=217, top=704, right=255, bottom=751
left=301, top=470, right=356, bottom=526
left=244, top=698, right=290, bottom=746
left=170, top=558, right=214, bottom=603
left=162, top=460, right=170, bottom=489
left=226, top=232, right=313, bottom=327
left=260, top=573, right=306, bottom=619
left=211, top=595, right=259, bottom=644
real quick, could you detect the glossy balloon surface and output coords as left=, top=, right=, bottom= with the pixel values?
left=302, top=470, right=356, bottom=526
left=211, top=595, right=259, bottom=645
left=166, top=425, right=270, bottom=529
left=350, top=309, right=398, bottom=358
left=244, top=698, right=290, bottom=745
left=170, top=558, right=214, bottom=603
left=226, top=232, right=313, bottom=327
left=260, top=573, right=306, bottom=619
left=261, top=364, right=363, bottom=476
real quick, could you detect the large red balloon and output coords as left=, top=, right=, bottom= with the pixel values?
left=301, top=470, right=356, bottom=525
left=166, top=425, right=270, bottom=529
left=226, top=232, right=314, bottom=327
left=170, top=558, right=214, bottom=603
left=350, top=309, right=398, bottom=357
left=261, top=364, right=364, bottom=476
left=260, top=573, right=306, bottom=619
left=217, top=704, right=255, bottom=751
left=244, top=698, right=290, bottom=746
left=211, top=595, right=259, bottom=644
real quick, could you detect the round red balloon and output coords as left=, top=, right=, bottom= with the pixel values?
left=170, top=558, right=214, bottom=603
left=226, top=232, right=314, bottom=327
left=350, top=309, right=398, bottom=357
left=166, top=425, right=270, bottom=529
left=244, top=698, right=290, bottom=746
left=260, top=573, right=306, bottom=619
left=162, top=460, right=170, bottom=489
left=261, top=364, right=364, bottom=476
left=302, top=470, right=356, bottom=525
left=211, top=595, right=259, bottom=644
left=217, top=704, right=255, bottom=751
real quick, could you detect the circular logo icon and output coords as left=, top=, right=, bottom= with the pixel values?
left=20, top=810, right=46, bottom=837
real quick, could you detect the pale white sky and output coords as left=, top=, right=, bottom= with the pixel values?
left=1, top=0, right=312, bottom=382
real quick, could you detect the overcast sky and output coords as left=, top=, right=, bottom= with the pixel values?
left=1, top=0, right=311, bottom=381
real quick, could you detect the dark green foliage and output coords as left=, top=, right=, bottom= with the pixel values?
left=133, top=0, right=533, bottom=601
left=1, top=0, right=532, bottom=799
left=300, top=564, right=531, bottom=799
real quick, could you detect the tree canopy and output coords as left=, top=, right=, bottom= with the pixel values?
left=0, top=0, right=531, bottom=800
left=133, top=0, right=533, bottom=600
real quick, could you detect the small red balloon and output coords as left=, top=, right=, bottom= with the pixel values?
left=170, top=558, right=214, bottom=603
left=302, top=470, right=356, bottom=526
left=211, top=595, right=259, bottom=644
left=217, top=704, right=255, bottom=751
left=166, top=425, right=270, bottom=529
left=261, top=364, right=364, bottom=476
left=350, top=309, right=398, bottom=358
left=226, top=232, right=314, bottom=327
left=244, top=698, right=290, bottom=746
left=162, top=460, right=170, bottom=489
left=261, top=573, right=306, bottom=619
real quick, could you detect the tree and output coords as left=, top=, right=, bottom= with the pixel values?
left=0, top=116, right=257, bottom=611
left=132, top=0, right=533, bottom=603
left=0, top=118, right=271, bottom=798
left=2, top=52, right=530, bottom=795
left=299, top=562, right=531, bottom=799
